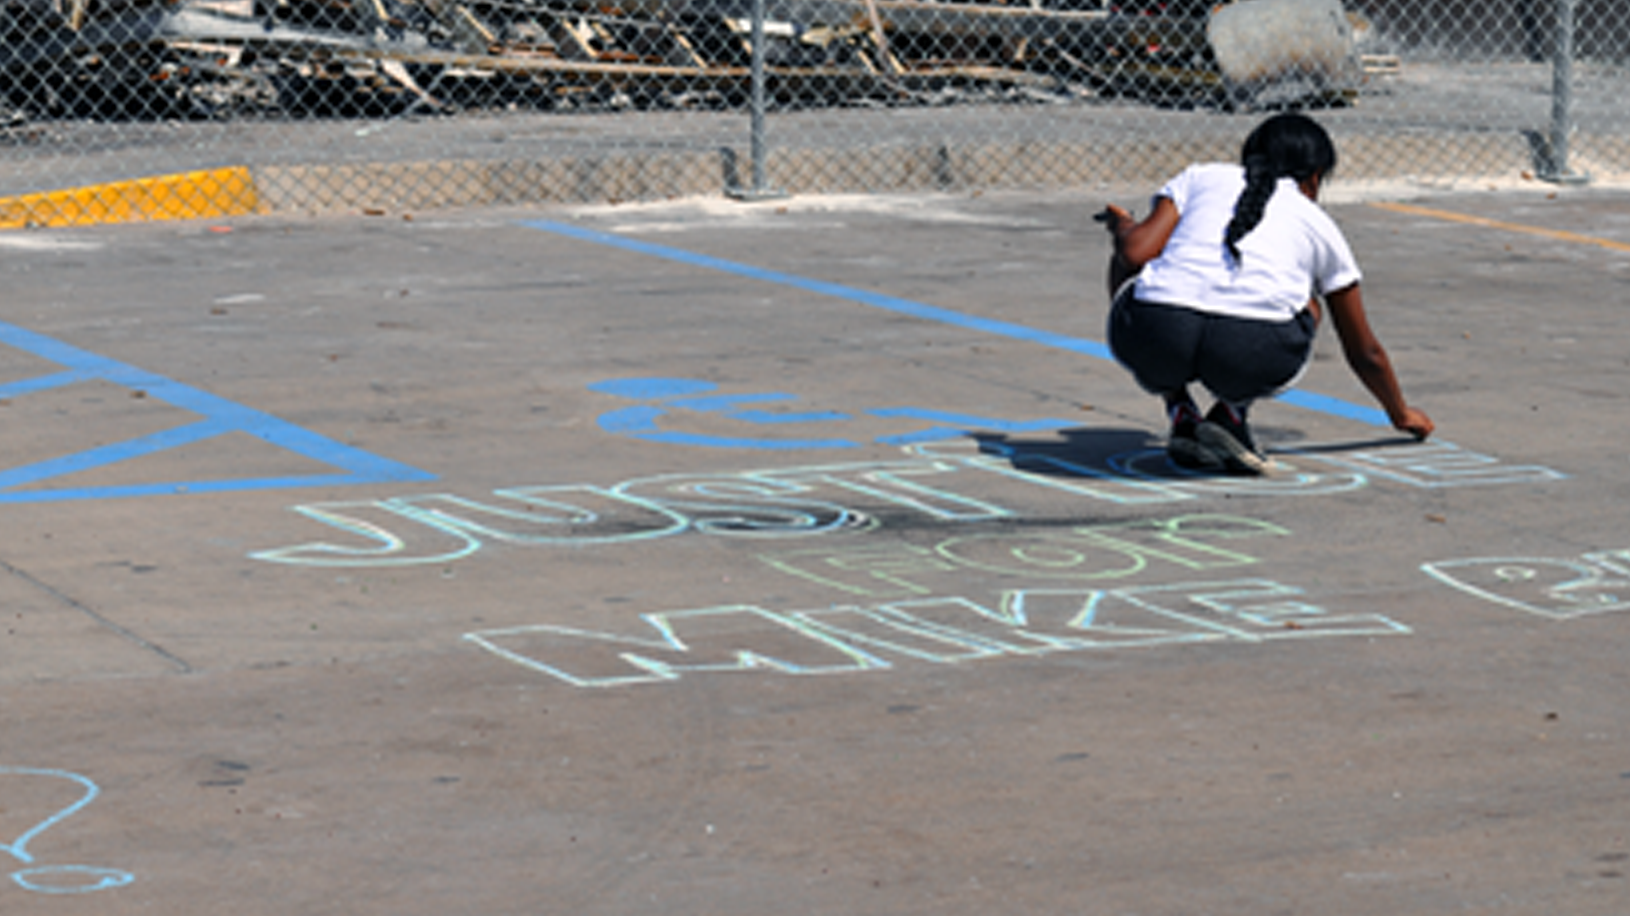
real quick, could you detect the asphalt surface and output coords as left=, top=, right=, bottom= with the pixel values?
left=2, top=182, right=1629, bottom=915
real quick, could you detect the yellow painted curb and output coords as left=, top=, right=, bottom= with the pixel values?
left=0, top=167, right=262, bottom=229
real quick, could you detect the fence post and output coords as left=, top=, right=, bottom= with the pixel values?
left=728, top=0, right=788, bottom=201
left=1542, top=0, right=1590, bottom=183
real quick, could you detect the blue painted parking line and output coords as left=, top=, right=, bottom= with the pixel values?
left=524, top=219, right=1391, bottom=429
left=0, top=369, right=98, bottom=398
left=0, top=320, right=434, bottom=503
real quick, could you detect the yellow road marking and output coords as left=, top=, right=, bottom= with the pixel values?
left=1370, top=200, right=1630, bottom=254
left=0, top=167, right=262, bottom=229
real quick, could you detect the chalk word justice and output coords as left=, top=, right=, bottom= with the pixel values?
left=0, top=767, right=133, bottom=894
left=252, top=442, right=1561, bottom=568
left=1423, top=549, right=1630, bottom=619
left=464, top=577, right=1411, bottom=688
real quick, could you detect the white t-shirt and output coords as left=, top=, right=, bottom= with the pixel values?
left=1132, top=162, right=1362, bottom=322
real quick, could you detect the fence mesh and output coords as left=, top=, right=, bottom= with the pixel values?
left=0, top=0, right=1624, bottom=225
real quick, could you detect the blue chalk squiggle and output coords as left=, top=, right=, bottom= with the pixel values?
left=0, top=767, right=134, bottom=894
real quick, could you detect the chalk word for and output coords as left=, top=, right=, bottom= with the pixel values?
left=760, top=513, right=1286, bottom=597
left=0, top=767, right=133, bottom=894
left=251, top=442, right=1554, bottom=568
left=464, top=578, right=1411, bottom=688
left=1422, top=550, right=1630, bottom=619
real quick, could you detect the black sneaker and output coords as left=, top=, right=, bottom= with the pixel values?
left=1166, top=402, right=1221, bottom=470
left=1197, top=402, right=1272, bottom=474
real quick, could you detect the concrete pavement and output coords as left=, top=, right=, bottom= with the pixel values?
left=1, top=182, right=1628, bottom=915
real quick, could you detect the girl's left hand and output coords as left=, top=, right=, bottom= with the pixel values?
left=1096, top=205, right=1133, bottom=232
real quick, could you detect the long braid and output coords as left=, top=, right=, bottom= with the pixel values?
left=1223, top=153, right=1277, bottom=264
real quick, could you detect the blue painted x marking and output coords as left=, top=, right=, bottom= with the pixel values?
left=0, top=320, right=433, bottom=503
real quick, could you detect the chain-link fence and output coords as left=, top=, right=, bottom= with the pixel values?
left=0, top=0, right=1624, bottom=226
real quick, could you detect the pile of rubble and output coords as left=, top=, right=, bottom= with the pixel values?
left=0, top=0, right=1380, bottom=121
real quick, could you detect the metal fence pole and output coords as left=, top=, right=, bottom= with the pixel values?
left=728, top=0, right=787, bottom=201
left=1543, top=0, right=1590, bottom=183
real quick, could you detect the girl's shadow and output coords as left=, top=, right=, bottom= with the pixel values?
left=971, top=426, right=1420, bottom=481
left=971, top=426, right=1172, bottom=478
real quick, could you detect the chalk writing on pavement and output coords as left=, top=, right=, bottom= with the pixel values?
left=0, top=767, right=133, bottom=894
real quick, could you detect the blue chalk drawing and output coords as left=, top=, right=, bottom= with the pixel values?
left=0, top=767, right=133, bottom=894
left=590, top=376, right=1075, bottom=451
left=0, top=320, right=434, bottom=502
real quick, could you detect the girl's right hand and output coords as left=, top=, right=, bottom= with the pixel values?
left=1394, top=406, right=1435, bottom=440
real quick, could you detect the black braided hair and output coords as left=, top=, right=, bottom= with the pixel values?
left=1223, top=113, right=1338, bottom=264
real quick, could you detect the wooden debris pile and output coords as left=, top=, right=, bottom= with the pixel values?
left=0, top=0, right=1376, bottom=121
